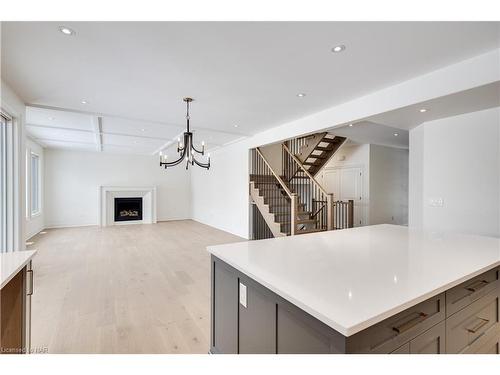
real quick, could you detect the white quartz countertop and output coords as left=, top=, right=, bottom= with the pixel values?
left=0, top=250, right=37, bottom=289
left=207, top=224, right=500, bottom=336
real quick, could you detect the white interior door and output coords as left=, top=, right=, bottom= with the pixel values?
left=339, top=168, right=363, bottom=226
left=321, top=167, right=364, bottom=226
left=321, top=169, right=339, bottom=199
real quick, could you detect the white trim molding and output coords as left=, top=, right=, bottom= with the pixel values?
left=98, top=186, right=157, bottom=226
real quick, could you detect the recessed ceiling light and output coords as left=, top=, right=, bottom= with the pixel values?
left=48, top=116, right=54, bottom=120
left=419, top=108, right=427, bottom=113
left=234, top=124, right=238, bottom=128
left=394, top=133, right=399, bottom=137
left=81, top=100, right=88, bottom=104
left=140, top=128, right=145, bottom=132
left=58, top=26, right=75, bottom=36
left=332, top=45, right=346, bottom=53
left=348, top=123, right=353, bottom=127
left=296, top=93, right=306, bottom=97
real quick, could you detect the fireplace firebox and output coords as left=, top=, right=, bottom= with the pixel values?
left=114, top=197, right=143, bottom=222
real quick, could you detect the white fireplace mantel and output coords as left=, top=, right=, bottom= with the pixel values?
left=99, top=186, right=157, bottom=226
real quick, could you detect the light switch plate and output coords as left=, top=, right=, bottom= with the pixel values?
left=429, top=197, right=444, bottom=207
left=239, top=282, right=247, bottom=308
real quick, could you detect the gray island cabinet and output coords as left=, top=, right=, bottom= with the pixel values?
left=207, top=225, right=500, bottom=354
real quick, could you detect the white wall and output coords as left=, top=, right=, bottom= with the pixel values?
left=409, top=107, right=500, bottom=237
left=44, top=149, right=191, bottom=228
left=408, top=125, right=425, bottom=229
left=191, top=141, right=249, bottom=238
left=318, top=143, right=409, bottom=226
left=191, top=50, right=500, bottom=239
left=369, top=145, right=408, bottom=225
left=25, top=138, right=45, bottom=239
left=259, top=142, right=283, bottom=174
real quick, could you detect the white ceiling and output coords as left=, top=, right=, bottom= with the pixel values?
left=2, top=22, right=500, bottom=154
left=330, top=122, right=409, bottom=149
left=25, top=105, right=237, bottom=154
left=325, top=81, right=500, bottom=149
left=364, top=81, right=500, bottom=130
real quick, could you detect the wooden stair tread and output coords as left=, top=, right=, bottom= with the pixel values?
left=303, top=161, right=322, bottom=166
left=307, top=154, right=327, bottom=159
left=270, top=203, right=305, bottom=208
left=274, top=211, right=312, bottom=216
left=315, top=146, right=334, bottom=152
left=296, top=227, right=326, bottom=234
left=279, top=218, right=317, bottom=225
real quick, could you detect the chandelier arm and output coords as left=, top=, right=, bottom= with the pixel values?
left=161, top=146, right=187, bottom=168
left=191, top=144, right=204, bottom=155
left=192, top=154, right=210, bottom=169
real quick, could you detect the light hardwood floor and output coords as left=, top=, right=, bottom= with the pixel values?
left=26, top=220, right=243, bottom=353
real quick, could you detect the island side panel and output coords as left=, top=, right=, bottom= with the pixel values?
left=276, top=302, right=346, bottom=354
left=211, top=256, right=239, bottom=354
left=238, top=274, right=277, bottom=354
left=210, top=255, right=347, bottom=354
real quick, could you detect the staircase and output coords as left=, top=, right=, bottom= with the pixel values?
left=289, top=133, right=347, bottom=177
left=249, top=150, right=325, bottom=237
left=250, top=132, right=354, bottom=240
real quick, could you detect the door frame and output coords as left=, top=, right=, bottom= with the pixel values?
left=320, top=164, right=368, bottom=226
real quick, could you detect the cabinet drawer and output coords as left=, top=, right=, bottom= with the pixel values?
left=446, top=288, right=499, bottom=354
left=446, top=267, right=499, bottom=317
left=409, top=321, right=446, bottom=354
left=390, top=343, right=410, bottom=354
left=347, top=293, right=445, bottom=354
left=462, top=324, right=500, bottom=354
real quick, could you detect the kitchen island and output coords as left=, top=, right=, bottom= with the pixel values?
left=208, top=224, right=500, bottom=354
left=1, top=250, right=36, bottom=354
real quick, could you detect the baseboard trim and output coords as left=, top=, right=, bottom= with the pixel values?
left=45, top=218, right=193, bottom=230
left=26, top=227, right=46, bottom=241
left=191, top=217, right=248, bottom=240
left=44, top=223, right=98, bottom=229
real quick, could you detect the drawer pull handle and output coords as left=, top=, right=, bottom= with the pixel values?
left=466, top=318, right=489, bottom=334
left=27, top=269, right=34, bottom=296
left=465, top=280, right=489, bottom=293
left=393, top=312, right=428, bottom=334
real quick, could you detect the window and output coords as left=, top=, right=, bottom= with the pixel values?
left=29, top=152, right=40, bottom=216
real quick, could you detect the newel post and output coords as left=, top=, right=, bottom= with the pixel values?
left=327, top=193, right=334, bottom=231
left=291, top=194, right=298, bottom=236
left=348, top=199, right=354, bottom=228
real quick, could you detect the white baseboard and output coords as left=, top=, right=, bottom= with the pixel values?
left=45, top=217, right=192, bottom=230
left=191, top=217, right=248, bottom=239
left=26, top=227, right=46, bottom=241
left=44, top=223, right=98, bottom=229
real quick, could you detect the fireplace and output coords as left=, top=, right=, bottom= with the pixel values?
left=114, top=197, right=143, bottom=222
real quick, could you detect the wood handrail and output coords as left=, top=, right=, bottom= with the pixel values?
left=282, top=143, right=329, bottom=196
left=255, top=147, right=295, bottom=198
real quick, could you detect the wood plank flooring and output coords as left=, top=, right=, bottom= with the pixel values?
left=26, top=220, right=243, bottom=353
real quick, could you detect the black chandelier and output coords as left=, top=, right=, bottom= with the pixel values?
left=159, top=97, right=210, bottom=170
